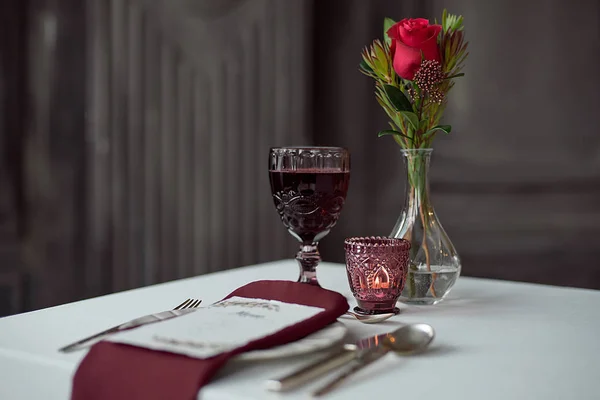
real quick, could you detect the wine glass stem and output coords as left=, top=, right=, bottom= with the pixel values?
left=296, top=243, right=321, bottom=286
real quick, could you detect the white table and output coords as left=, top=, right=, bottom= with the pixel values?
left=1, top=260, right=599, bottom=400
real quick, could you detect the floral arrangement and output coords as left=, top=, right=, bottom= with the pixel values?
left=360, top=11, right=469, bottom=302
left=360, top=10, right=469, bottom=149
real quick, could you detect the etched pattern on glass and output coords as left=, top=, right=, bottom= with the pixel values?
left=272, top=190, right=345, bottom=233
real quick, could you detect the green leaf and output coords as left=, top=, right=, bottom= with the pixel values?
left=423, top=125, right=452, bottom=138
left=442, top=9, right=448, bottom=31
left=383, top=18, right=396, bottom=45
left=359, top=59, right=374, bottom=74
left=383, top=84, right=413, bottom=112
left=378, top=130, right=413, bottom=141
left=401, top=111, right=419, bottom=131
left=372, top=41, right=389, bottom=72
left=444, top=73, right=465, bottom=79
left=434, top=124, right=452, bottom=134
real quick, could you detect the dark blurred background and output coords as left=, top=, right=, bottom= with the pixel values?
left=1, top=0, right=599, bottom=316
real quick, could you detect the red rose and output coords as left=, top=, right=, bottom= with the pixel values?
left=387, top=18, right=442, bottom=80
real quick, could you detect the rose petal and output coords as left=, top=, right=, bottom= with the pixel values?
left=408, top=18, right=430, bottom=29
left=398, top=18, right=433, bottom=48
left=386, top=23, right=402, bottom=40
left=428, top=24, right=443, bottom=39
left=419, top=25, right=442, bottom=62
left=391, top=39, right=422, bottom=80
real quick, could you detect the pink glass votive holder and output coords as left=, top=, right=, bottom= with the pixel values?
left=344, top=236, right=411, bottom=315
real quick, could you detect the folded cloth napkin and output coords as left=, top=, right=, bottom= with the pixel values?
left=71, top=280, right=348, bottom=400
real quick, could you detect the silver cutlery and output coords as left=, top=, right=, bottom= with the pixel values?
left=312, top=323, right=435, bottom=397
left=58, top=298, right=202, bottom=353
left=266, top=328, right=399, bottom=392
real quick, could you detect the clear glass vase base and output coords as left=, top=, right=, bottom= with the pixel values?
left=398, top=268, right=459, bottom=305
left=399, top=297, right=443, bottom=306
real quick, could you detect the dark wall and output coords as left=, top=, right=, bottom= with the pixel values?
left=23, top=0, right=88, bottom=310
left=0, top=0, right=87, bottom=316
left=314, top=0, right=600, bottom=289
left=1, top=0, right=599, bottom=316
left=0, top=0, right=27, bottom=315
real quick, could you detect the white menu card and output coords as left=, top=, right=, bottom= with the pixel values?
left=107, top=297, right=325, bottom=359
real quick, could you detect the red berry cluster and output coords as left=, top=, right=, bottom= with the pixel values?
left=413, top=60, right=445, bottom=104
left=414, top=60, right=444, bottom=91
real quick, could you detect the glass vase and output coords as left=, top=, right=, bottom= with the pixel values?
left=390, top=149, right=461, bottom=305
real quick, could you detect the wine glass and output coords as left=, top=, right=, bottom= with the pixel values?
left=269, top=147, right=351, bottom=286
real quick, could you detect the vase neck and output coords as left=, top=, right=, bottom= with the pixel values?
left=401, top=149, right=432, bottom=211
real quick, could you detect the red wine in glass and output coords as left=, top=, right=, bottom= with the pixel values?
left=269, top=147, right=350, bottom=286
left=269, top=169, right=350, bottom=243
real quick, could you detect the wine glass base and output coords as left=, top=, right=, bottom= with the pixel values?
left=297, top=277, right=321, bottom=287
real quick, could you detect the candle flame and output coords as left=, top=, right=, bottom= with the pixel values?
left=371, top=266, right=391, bottom=289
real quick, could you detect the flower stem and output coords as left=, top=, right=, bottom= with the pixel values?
left=406, top=186, right=416, bottom=298
left=405, top=151, right=437, bottom=299
left=419, top=198, right=437, bottom=298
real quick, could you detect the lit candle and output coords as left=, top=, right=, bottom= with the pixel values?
left=371, top=267, right=390, bottom=289
left=382, top=267, right=390, bottom=288
left=373, top=276, right=381, bottom=289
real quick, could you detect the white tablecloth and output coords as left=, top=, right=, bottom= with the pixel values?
left=0, top=260, right=599, bottom=400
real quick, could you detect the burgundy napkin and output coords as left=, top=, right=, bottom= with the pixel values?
left=71, top=280, right=348, bottom=400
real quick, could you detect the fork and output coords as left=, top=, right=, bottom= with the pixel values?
left=58, top=298, right=202, bottom=353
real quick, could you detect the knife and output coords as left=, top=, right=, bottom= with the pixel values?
left=312, top=346, right=390, bottom=397
left=265, top=330, right=396, bottom=392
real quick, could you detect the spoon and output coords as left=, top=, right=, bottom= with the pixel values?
left=381, top=323, right=435, bottom=354
left=312, top=323, right=435, bottom=397
left=342, top=311, right=395, bottom=324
